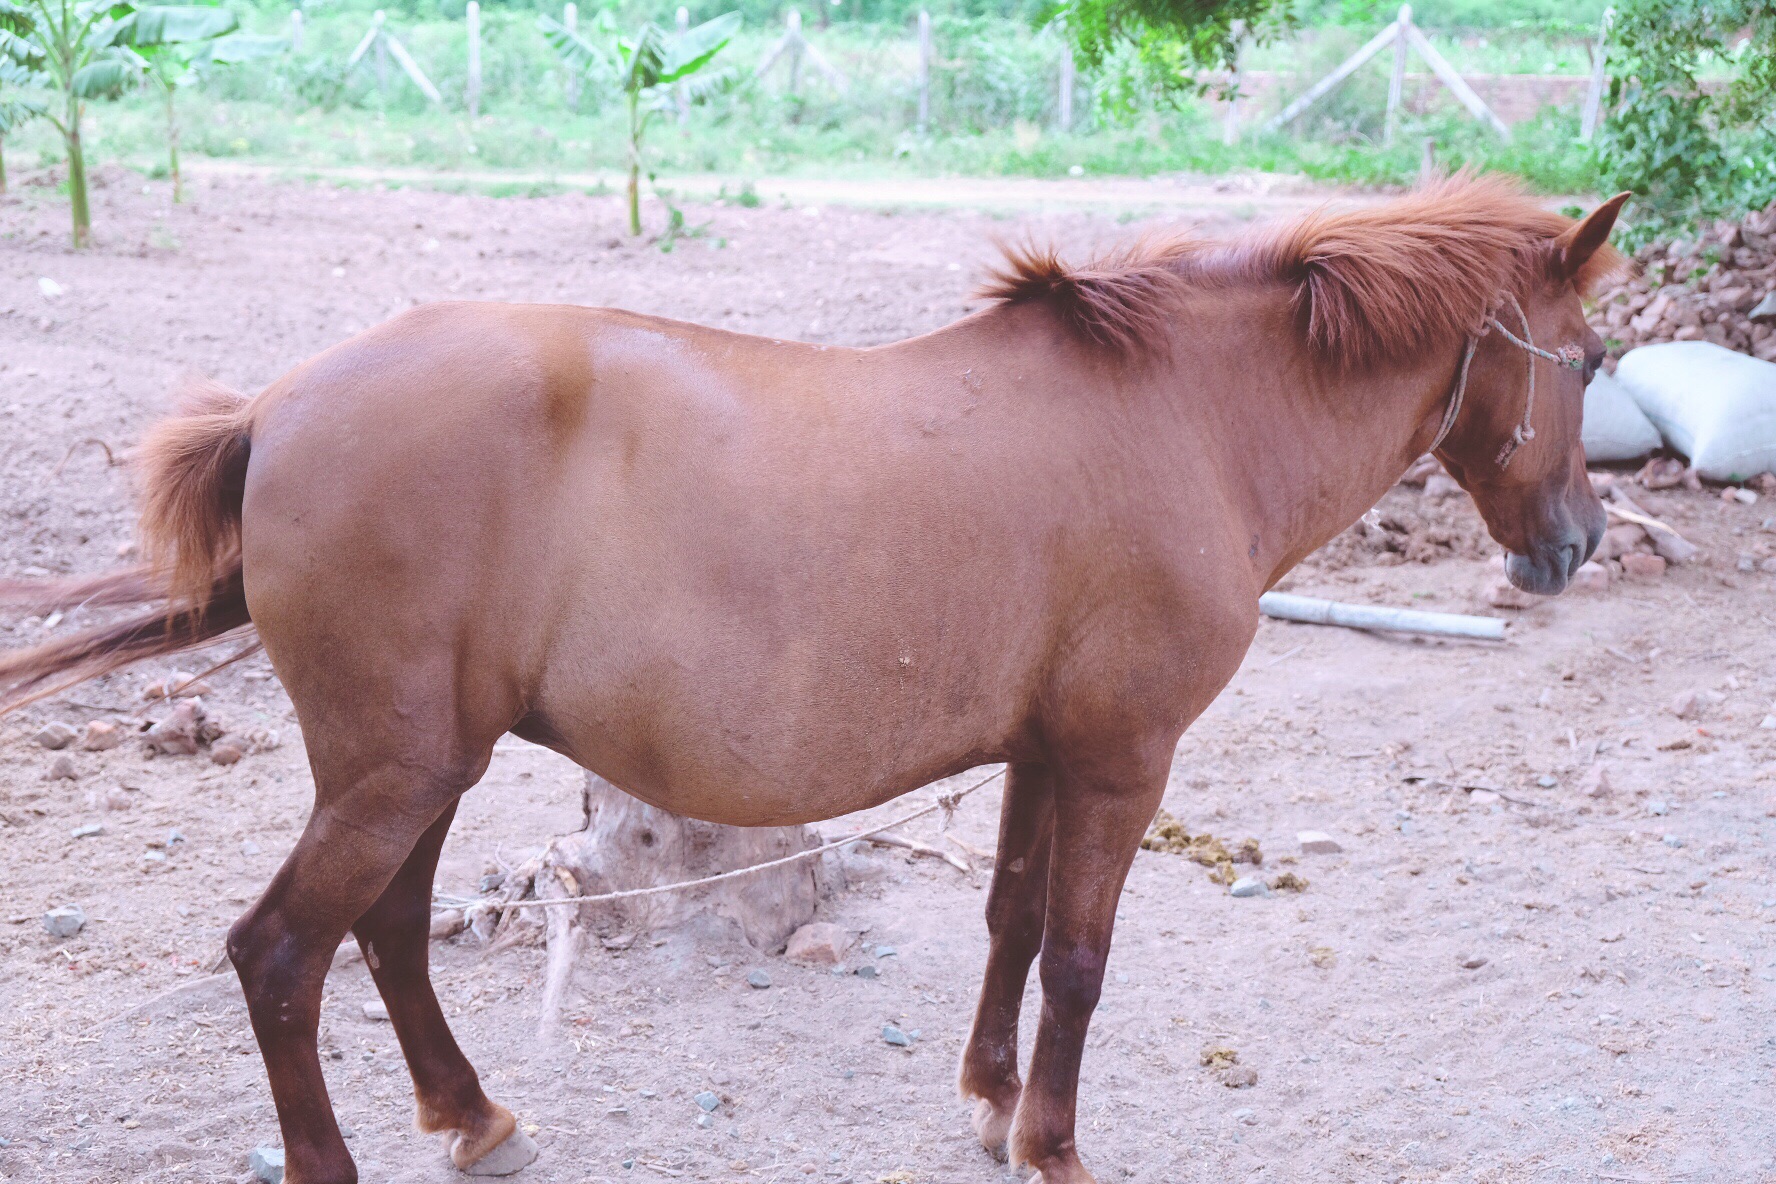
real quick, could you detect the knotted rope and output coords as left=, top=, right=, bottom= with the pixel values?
left=1430, top=291, right=1587, bottom=468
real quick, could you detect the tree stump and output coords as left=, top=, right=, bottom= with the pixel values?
left=534, top=772, right=825, bottom=1035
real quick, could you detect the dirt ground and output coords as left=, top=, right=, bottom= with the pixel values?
left=2, top=169, right=1775, bottom=1184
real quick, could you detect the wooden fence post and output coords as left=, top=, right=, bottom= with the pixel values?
left=916, top=9, right=930, bottom=133
left=1580, top=7, right=1614, bottom=142
left=787, top=10, right=803, bottom=95
left=676, top=7, right=690, bottom=124
left=289, top=9, right=303, bottom=53
left=1058, top=43, right=1075, bottom=132
left=373, top=9, right=389, bottom=94
left=465, top=1, right=481, bottom=119
left=1385, top=4, right=1411, bottom=144
left=1222, top=21, right=1245, bottom=146
left=564, top=2, right=579, bottom=110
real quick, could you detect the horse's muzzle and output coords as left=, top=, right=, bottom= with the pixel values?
left=1504, top=517, right=1603, bottom=596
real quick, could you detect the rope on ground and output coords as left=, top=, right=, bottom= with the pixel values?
left=444, top=765, right=1007, bottom=913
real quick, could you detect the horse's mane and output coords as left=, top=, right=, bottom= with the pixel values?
left=978, top=173, right=1628, bottom=371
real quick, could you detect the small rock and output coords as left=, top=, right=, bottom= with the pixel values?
left=42, top=904, right=85, bottom=938
left=1646, top=800, right=1669, bottom=816
left=1422, top=473, right=1463, bottom=500
left=210, top=741, right=245, bottom=767
left=143, top=701, right=204, bottom=756
left=38, top=276, right=64, bottom=299
left=80, top=720, right=124, bottom=751
left=1229, top=876, right=1270, bottom=898
left=1484, top=577, right=1540, bottom=609
left=1231, top=1105, right=1258, bottom=1123
left=1220, top=1066, right=1258, bottom=1089
left=33, top=721, right=78, bottom=749
left=854, top=964, right=879, bottom=980
left=1761, top=714, right=1776, bottom=730
left=241, top=840, right=261, bottom=856
left=1469, top=788, right=1501, bottom=806
left=248, top=1145, right=284, bottom=1182
left=362, top=999, right=389, bottom=1021
left=71, top=821, right=103, bottom=838
left=1536, top=774, right=1558, bottom=788
left=695, top=1113, right=714, bottom=1129
left=1663, top=834, right=1685, bottom=849
left=1620, top=552, right=1667, bottom=579
left=1669, top=689, right=1704, bottom=720
left=1457, top=954, right=1488, bottom=970
left=745, top=969, right=772, bottom=990
left=1297, top=830, right=1342, bottom=855
left=695, top=1091, right=720, bottom=1113
left=1750, top=291, right=1776, bottom=324
left=784, top=922, right=850, bottom=967
left=1636, top=456, right=1687, bottom=490
left=881, top=1024, right=913, bottom=1047
left=872, top=944, right=897, bottom=958
left=1570, top=561, right=1610, bottom=593
left=429, top=909, right=466, bottom=940
left=47, top=754, right=78, bottom=781
left=1579, top=764, right=1612, bottom=798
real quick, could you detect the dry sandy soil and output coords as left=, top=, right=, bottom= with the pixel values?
left=2, top=168, right=1775, bottom=1184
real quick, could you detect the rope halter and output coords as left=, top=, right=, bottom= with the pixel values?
left=1428, top=291, right=1588, bottom=468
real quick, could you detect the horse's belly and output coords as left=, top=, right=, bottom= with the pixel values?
left=529, top=630, right=1012, bottom=828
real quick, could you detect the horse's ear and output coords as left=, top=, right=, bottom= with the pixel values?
left=1554, top=192, right=1630, bottom=282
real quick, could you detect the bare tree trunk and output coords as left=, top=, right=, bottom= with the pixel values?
left=534, top=772, right=825, bottom=1036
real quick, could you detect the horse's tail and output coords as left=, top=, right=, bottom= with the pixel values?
left=0, top=380, right=256, bottom=712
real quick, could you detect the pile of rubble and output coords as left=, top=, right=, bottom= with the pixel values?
left=1591, top=199, right=1776, bottom=362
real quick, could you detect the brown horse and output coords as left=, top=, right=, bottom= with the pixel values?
left=0, top=175, right=1626, bottom=1184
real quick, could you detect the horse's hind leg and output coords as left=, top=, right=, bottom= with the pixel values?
left=957, top=762, right=1056, bottom=1159
left=351, top=802, right=536, bottom=1174
left=228, top=741, right=505, bottom=1184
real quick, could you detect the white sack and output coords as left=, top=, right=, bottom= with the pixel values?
left=1581, top=370, right=1662, bottom=462
left=1614, top=342, right=1776, bottom=481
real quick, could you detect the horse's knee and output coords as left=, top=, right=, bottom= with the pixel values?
left=1038, top=940, right=1105, bottom=1018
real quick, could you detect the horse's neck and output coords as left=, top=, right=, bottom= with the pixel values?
left=1159, top=296, right=1455, bottom=588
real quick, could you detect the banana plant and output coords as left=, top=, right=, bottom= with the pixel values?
left=541, top=10, right=739, bottom=236
left=106, top=4, right=279, bottom=202
left=16, top=0, right=139, bottom=246
left=0, top=0, right=47, bottom=195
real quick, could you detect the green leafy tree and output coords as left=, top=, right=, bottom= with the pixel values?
left=0, top=0, right=48, bottom=194
left=1051, top=0, right=1295, bottom=103
left=1598, top=0, right=1776, bottom=243
left=107, top=4, right=280, bottom=202
left=18, top=0, right=140, bottom=247
left=541, top=9, right=740, bottom=236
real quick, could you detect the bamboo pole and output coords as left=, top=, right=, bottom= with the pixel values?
left=1403, top=24, right=1508, bottom=137
left=1264, top=22, right=1400, bottom=132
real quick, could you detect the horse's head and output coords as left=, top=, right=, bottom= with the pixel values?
left=1435, top=194, right=1629, bottom=595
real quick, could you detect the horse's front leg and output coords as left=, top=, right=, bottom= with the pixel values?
left=1008, top=762, right=1165, bottom=1184
left=958, top=762, right=1057, bottom=1159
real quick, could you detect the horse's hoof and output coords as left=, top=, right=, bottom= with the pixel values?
left=970, top=1097, right=1013, bottom=1162
left=453, top=1128, right=538, bottom=1177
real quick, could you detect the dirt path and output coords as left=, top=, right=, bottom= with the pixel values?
left=1, top=169, right=1774, bottom=1184
left=186, top=158, right=1360, bottom=215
